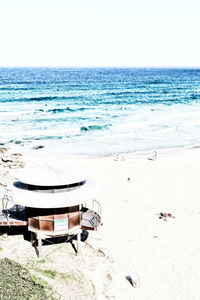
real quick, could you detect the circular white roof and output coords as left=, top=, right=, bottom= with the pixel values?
left=11, top=181, right=92, bottom=208
left=15, top=164, right=86, bottom=187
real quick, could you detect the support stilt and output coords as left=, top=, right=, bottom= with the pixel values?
left=76, top=228, right=81, bottom=254
left=30, top=232, right=35, bottom=245
left=3, top=227, right=8, bottom=237
left=38, top=237, right=42, bottom=257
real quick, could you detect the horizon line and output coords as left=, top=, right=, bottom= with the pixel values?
left=0, top=65, right=200, bottom=69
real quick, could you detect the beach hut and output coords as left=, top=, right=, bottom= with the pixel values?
left=0, top=164, right=102, bottom=256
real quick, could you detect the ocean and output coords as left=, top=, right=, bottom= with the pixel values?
left=0, top=67, right=200, bottom=157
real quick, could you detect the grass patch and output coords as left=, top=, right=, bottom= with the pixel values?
left=39, top=269, right=57, bottom=279
left=26, top=260, right=57, bottom=279
left=37, top=259, right=46, bottom=264
left=0, top=258, right=57, bottom=300
left=0, top=247, right=3, bottom=251
left=31, top=274, right=50, bottom=289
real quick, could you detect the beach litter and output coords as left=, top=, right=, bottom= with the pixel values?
left=157, top=212, right=175, bottom=221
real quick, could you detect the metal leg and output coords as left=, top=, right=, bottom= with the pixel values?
left=30, top=232, right=35, bottom=245
left=16, top=205, right=19, bottom=214
left=38, top=237, right=42, bottom=257
left=3, top=227, right=8, bottom=237
left=77, top=229, right=81, bottom=254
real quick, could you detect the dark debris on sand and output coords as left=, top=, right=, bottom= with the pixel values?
left=157, top=212, right=176, bottom=221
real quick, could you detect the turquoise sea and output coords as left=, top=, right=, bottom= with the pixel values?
left=0, top=68, right=200, bottom=156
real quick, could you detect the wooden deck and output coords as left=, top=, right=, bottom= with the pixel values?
left=0, top=209, right=27, bottom=226
left=0, top=215, right=27, bottom=226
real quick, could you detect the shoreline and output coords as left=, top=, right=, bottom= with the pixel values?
left=4, top=140, right=200, bottom=162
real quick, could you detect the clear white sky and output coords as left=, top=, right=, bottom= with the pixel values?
left=0, top=0, right=199, bottom=67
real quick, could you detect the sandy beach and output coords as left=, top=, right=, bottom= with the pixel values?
left=1, top=147, right=200, bottom=299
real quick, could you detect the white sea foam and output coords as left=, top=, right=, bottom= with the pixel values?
left=0, top=110, right=31, bottom=118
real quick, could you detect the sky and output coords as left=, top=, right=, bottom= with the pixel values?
left=0, top=0, right=199, bottom=67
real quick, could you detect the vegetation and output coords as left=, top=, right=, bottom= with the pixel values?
left=37, top=259, right=46, bottom=264
left=39, top=269, right=57, bottom=279
left=26, top=260, right=57, bottom=279
left=0, top=258, right=57, bottom=300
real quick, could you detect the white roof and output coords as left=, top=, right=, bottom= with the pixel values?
left=11, top=181, right=92, bottom=208
left=15, top=164, right=86, bottom=187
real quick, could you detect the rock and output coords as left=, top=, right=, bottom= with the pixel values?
left=0, top=152, right=25, bottom=170
left=2, top=156, right=13, bottom=163
left=32, top=145, right=44, bottom=150
left=80, top=126, right=89, bottom=131
left=11, top=153, right=22, bottom=157
left=0, top=148, right=8, bottom=154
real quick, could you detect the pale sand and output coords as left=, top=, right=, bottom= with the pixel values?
left=1, top=147, right=200, bottom=299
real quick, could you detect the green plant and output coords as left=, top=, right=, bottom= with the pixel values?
left=37, top=258, right=46, bottom=264
left=39, top=269, right=57, bottom=279
left=0, top=258, right=57, bottom=300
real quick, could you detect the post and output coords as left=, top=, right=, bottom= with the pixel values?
left=37, top=233, right=42, bottom=257
left=3, top=227, right=8, bottom=237
left=76, top=228, right=81, bottom=254
left=30, top=232, right=35, bottom=245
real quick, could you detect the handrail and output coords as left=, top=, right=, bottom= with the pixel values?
left=93, top=198, right=102, bottom=219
